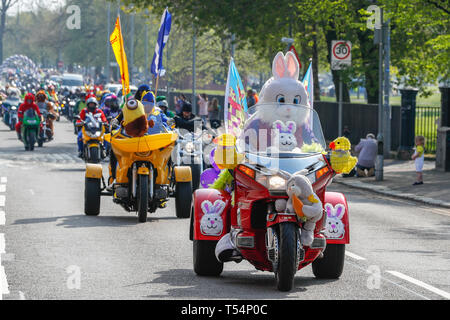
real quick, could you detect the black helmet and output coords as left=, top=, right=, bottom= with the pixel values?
left=181, top=101, right=192, bottom=113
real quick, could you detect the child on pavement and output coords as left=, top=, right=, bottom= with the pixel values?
left=411, top=135, right=425, bottom=185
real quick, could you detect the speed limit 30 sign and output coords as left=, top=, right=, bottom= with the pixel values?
left=331, top=40, right=352, bottom=70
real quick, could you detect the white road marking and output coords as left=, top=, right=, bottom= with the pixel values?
left=0, top=177, right=6, bottom=184
left=29, top=189, right=35, bottom=196
left=0, top=234, right=4, bottom=254
left=0, top=233, right=9, bottom=299
left=345, top=251, right=367, bottom=260
left=19, top=291, right=26, bottom=300
left=346, top=261, right=431, bottom=300
left=0, top=184, right=5, bottom=193
left=0, top=211, right=4, bottom=225
left=0, top=195, right=4, bottom=207
left=387, top=270, right=450, bottom=300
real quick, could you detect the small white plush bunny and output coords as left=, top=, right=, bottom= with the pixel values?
left=200, top=200, right=225, bottom=236
left=323, top=203, right=346, bottom=239
left=270, top=120, right=301, bottom=153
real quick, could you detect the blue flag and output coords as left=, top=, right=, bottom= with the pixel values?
left=151, top=8, right=172, bottom=77
left=224, top=58, right=248, bottom=137
left=302, top=61, right=314, bottom=109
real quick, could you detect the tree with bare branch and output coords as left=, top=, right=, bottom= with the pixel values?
left=0, top=0, right=19, bottom=62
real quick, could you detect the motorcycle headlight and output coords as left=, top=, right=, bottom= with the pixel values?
left=255, top=173, right=287, bottom=191
left=86, top=130, right=101, bottom=138
left=11, top=106, right=16, bottom=110
left=238, top=165, right=287, bottom=192
left=184, top=142, right=194, bottom=153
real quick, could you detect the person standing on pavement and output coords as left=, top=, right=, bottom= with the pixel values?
left=354, top=133, right=377, bottom=177
left=208, top=97, right=221, bottom=128
left=411, top=135, right=425, bottom=185
left=197, top=93, right=209, bottom=125
left=174, top=94, right=187, bottom=115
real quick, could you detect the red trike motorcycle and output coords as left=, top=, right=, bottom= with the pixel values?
left=189, top=103, right=350, bottom=291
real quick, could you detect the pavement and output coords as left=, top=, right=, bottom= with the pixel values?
left=335, top=159, right=450, bottom=209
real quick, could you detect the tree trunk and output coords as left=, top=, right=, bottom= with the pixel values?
left=0, top=9, right=6, bottom=63
left=312, top=24, right=320, bottom=102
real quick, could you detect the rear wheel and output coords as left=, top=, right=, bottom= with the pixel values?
left=175, top=181, right=192, bottom=218
left=190, top=164, right=201, bottom=191
left=275, top=223, right=298, bottom=292
left=137, top=174, right=149, bottom=223
left=84, top=178, right=101, bottom=216
left=193, top=240, right=223, bottom=276
left=312, top=244, right=345, bottom=279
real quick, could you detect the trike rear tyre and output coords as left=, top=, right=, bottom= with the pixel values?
left=312, top=244, right=345, bottom=279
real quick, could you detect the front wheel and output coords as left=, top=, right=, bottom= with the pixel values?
left=9, top=118, right=16, bottom=131
left=175, top=181, right=192, bottom=218
left=27, top=129, right=36, bottom=151
left=193, top=240, right=223, bottom=276
left=275, top=223, right=299, bottom=292
left=84, top=178, right=101, bottom=216
left=312, top=244, right=345, bottom=279
left=137, top=174, right=149, bottom=223
left=87, top=145, right=100, bottom=163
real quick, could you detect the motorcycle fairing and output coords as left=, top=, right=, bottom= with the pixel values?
left=193, top=188, right=231, bottom=241
left=323, top=191, right=350, bottom=244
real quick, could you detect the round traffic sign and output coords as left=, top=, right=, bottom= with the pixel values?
left=332, top=42, right=351, bottom=60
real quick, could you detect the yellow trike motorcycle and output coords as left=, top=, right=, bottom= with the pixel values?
left=84, top=99, right=193, bottom=222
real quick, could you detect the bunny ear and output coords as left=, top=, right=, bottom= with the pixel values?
left=324, top=203, right=333, bottom=218
left=201, top=200, right=213, bottom=214
left=285, top=51, right=300, bottom=80
left=272, top=52, right=286, bottom=79
left=212, top=200, right=226, bottom=214
left=335, top=204, right=345, bottom=219
left=273, top=120, right=285, bottom=131
left=286, top=121, right=296, bottom=134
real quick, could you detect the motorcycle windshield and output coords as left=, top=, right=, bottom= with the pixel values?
left=23, top=108, right=38, bottom=119
left=85, top=113, right=101, bottom=132
left=237, top=103, right=326, bottom=158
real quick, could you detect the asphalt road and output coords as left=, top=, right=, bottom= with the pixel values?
left=0, top=118, right=449, bottom=300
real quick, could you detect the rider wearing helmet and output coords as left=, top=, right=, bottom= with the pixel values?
left=15, top=93, right=41, bottom=140
left=36, top=90, right=58, bottom=138
left=134, top=84, right=150, bottom=101
left=74, top=91, right=87, bottom=115
left=76, top=97, right=107, bottom=157
left=102, top=94, right=121, bottom=120
left=174, top=101, right=205, bottom=132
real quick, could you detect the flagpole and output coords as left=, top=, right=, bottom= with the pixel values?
left=155, top=74, right=160, bottom=97
left=223, top=58, right=232, bottom=134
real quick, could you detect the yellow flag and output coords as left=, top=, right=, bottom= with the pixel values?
left=110, top=15, right=130, bottom=95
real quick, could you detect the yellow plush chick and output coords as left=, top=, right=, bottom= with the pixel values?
left=213, top=134, right=244, bottom=170
left=329, top=137, right=357, bottom=174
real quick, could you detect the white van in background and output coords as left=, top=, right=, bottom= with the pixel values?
left=61, top=73, right=84, bottom=91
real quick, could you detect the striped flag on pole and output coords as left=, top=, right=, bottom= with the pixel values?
left=224, top=58, right=248, bottom=137
left=151, top=8, right=172, bottom=77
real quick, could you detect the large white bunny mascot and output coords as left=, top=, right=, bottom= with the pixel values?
left=243, top=51, right=315, bottom=151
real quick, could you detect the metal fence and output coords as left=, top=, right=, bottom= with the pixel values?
left=415, top=106, right=440, bottom=153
